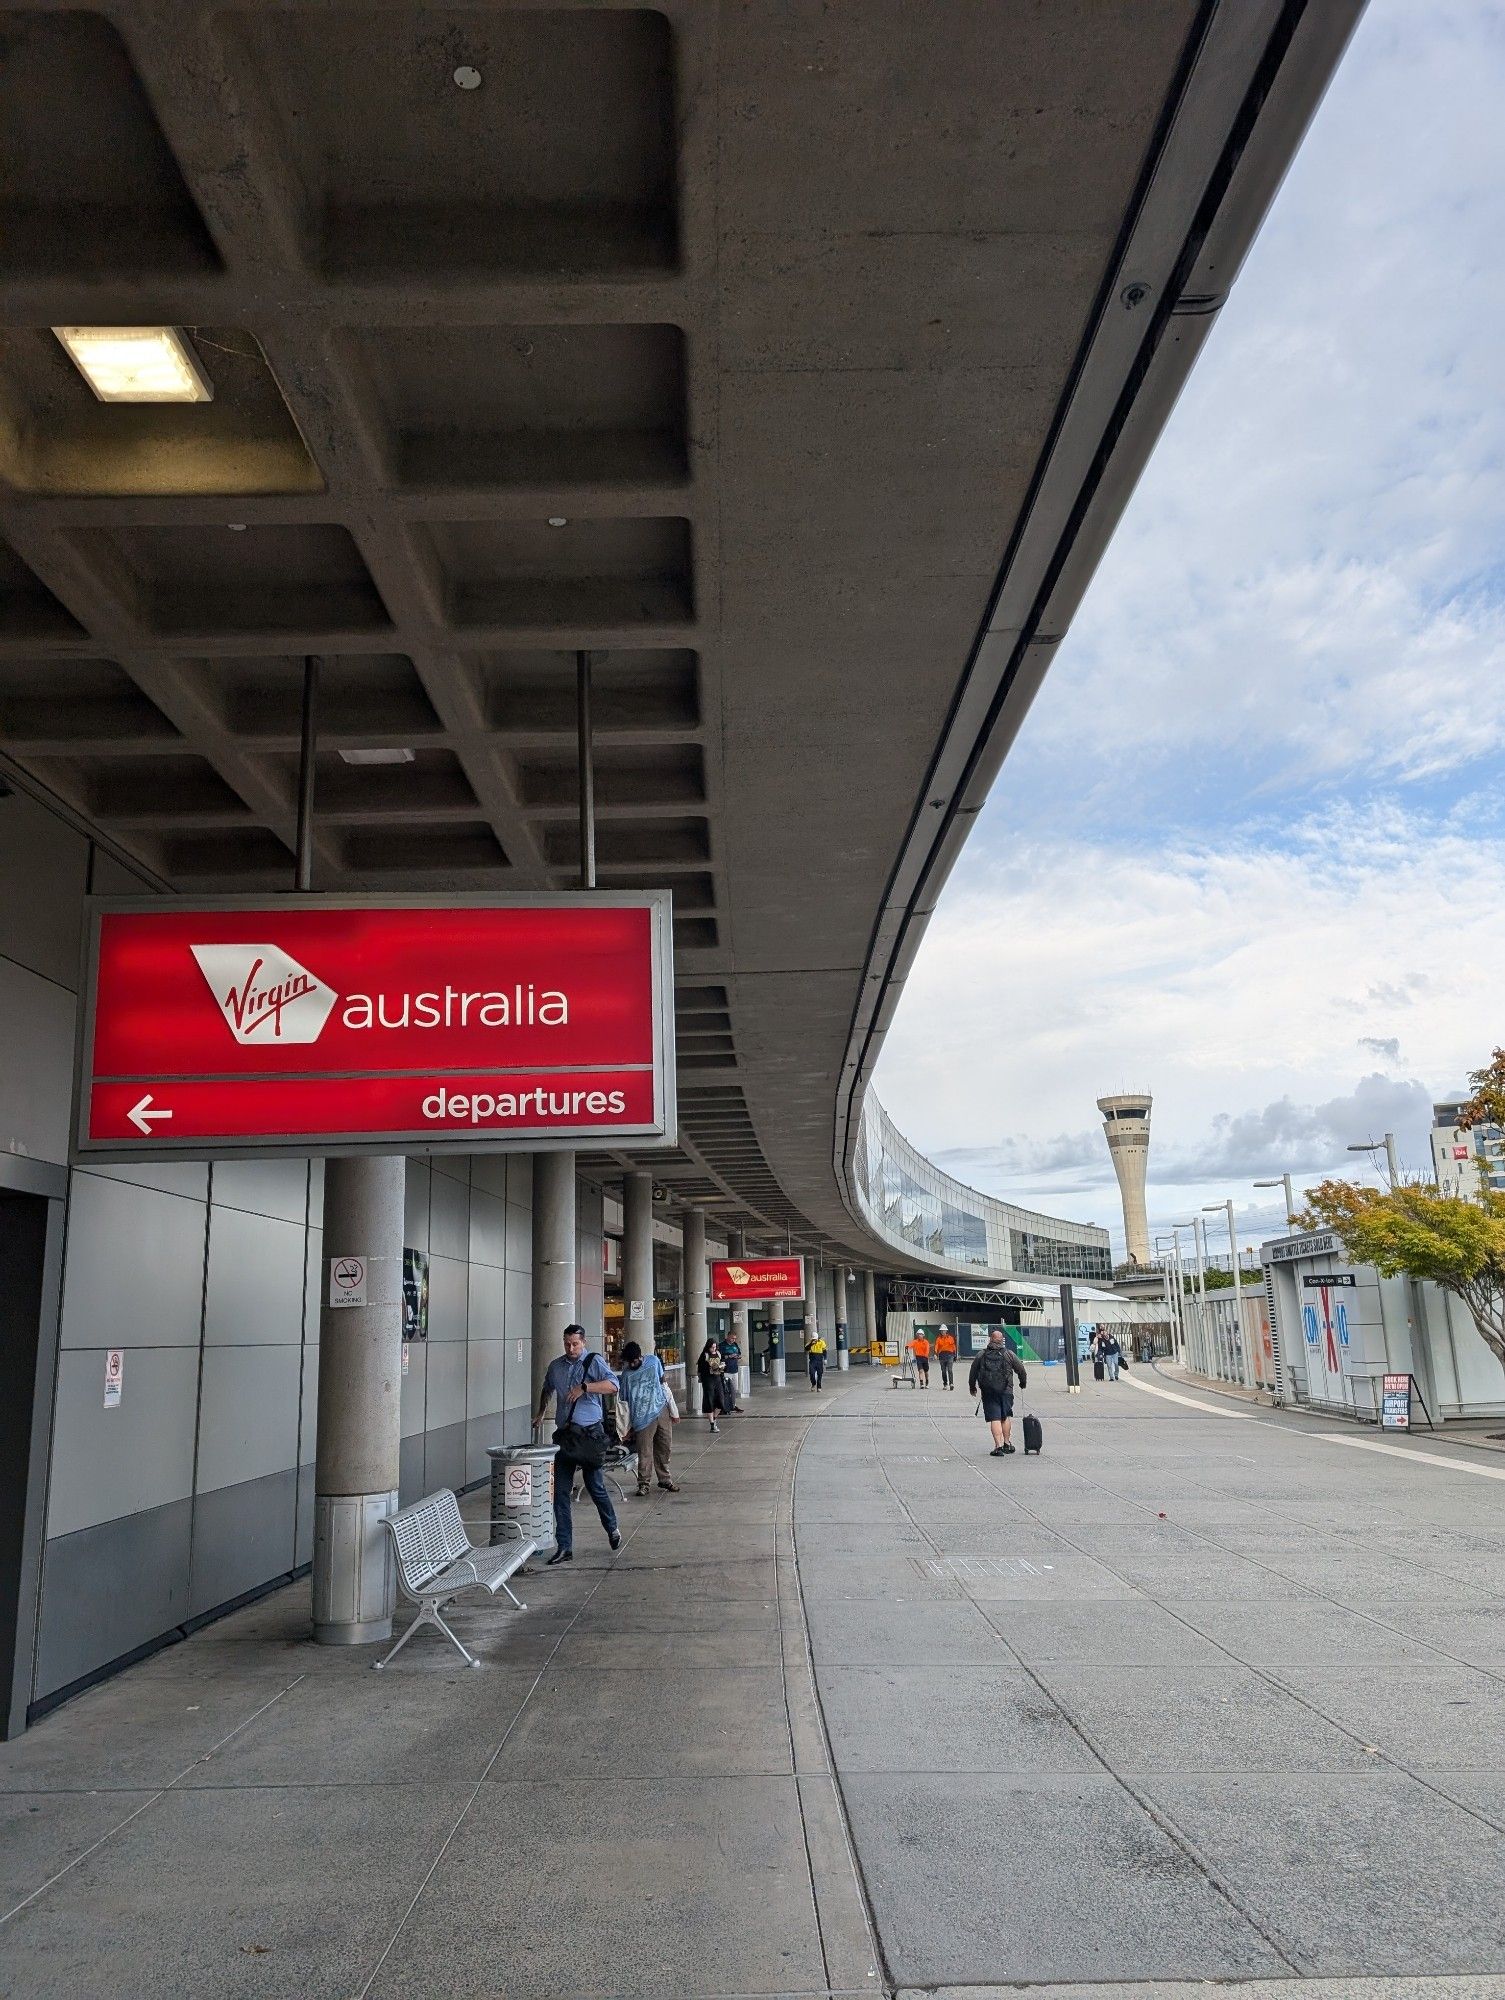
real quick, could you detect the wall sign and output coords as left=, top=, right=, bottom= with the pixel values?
left=1381, top=1373, right=1412, bottom=1429
left=710, top=1256, right=806, bottom=1303
left=403, top=1248, right=429, bottom=1341
left=72, top=892, right=676, bottom=1160
left=104, top=1348, right=123, bottom=1408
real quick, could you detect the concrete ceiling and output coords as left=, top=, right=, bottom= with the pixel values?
left=0, top=1, right=1361, bottom=1261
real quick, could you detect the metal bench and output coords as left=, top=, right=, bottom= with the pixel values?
left=376, top=1488, right=537, bottom=1670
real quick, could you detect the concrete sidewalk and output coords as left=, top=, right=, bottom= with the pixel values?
left=1, top=1366, right=1503, bottom=1997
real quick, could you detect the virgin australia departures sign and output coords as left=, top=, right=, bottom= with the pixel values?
left=72, top=892, right=676, bottom=1161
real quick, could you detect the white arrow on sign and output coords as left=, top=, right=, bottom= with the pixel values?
left=127, top=1093, right=173, bottom=1135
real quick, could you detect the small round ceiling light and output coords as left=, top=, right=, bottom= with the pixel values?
left=547, top=516, right=568, bottom=528
left=453, top=65, right=482, bottom=90
left=227, top=522, right=247, bottom=531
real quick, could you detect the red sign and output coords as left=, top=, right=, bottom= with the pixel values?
left=76, top=893, right=674, bottom=1159
left=710, top=1257, right=805, bottom=1302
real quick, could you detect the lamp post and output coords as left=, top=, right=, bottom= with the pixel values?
left=1254, top=1173, right=1297, bottom=1227
left=1172, top=1220, right=1208, bottom=1373
left=1348, top=1133, right=1399, bottom=1190
left=1204, top=1198, right=1250, bottom=1387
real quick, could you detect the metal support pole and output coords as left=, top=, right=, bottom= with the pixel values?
left=623, top=1171, right=654, bottom=1355
left=682, top=1207, right=707, bottom=1406
left=833, top=1263, right=851, bottom=1369
left=313, top=1155, right=404, bottom=1644
left=577, top=650, right=596, bottom=892
left=863, top=1269, right=878, bottom=1364
left=531, top=1151, right=577, bottom=1410
left=295, top=654, right=320, bottom=894
left=1060, top=1283, right=1079, bottom=1393
left=728, top=1227, right=750, bottom=1400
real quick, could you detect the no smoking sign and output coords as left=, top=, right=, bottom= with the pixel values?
left=329, top=1256, right=367, bottom=1308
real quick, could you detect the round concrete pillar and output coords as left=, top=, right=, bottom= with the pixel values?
left=531, top=1150, right=576, bottom=1410
left=623, top=1171, right=654, bottom=1354
left=834, top=1263, right=852, bottom=1369
left=728, top=1227, right=751, bottom=1400
left=767, top=1298, right=786, bottom=1388
left=313, top=1154, right=405, bottom=1645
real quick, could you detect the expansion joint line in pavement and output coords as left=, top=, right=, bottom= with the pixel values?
left=0, top=1674, right=308, bottom=1930
left=877, top=1403, right=1311, bottom=1978
left=915, top=1396, right=1505, bottom=1863
left=784, top=1380, right=894, bottom=1998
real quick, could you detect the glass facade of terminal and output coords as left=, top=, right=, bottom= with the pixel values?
left=852, top=1097, right=1112, bottom=1283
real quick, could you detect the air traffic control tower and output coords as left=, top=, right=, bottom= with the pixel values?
left=1098, top=1093, right=1153, bottom=1267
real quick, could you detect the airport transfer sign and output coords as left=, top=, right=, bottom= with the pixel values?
left=74, top=893, right=675, bottom=1160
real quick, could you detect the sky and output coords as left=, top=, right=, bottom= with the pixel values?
left=875, top=0, right=1505, bottom=1258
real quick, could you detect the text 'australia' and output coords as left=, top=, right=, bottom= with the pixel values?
left=341, top=985, right=569, bottom=1031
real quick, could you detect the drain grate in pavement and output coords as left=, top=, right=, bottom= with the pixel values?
left=911, top=1555, right=1055, bottom=1580
left=888, top=1454, right=939, bottom=1462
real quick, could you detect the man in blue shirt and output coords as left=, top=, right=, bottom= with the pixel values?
left=533, top=1324, right=622, bottom=1564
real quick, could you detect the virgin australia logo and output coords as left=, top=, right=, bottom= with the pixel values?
left=189, top=943, right=338, bottom=1045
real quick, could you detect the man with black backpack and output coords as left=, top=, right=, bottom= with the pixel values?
left=967, top=1328, right=1027, bottom=1457
left=533, top=1323, right=623, bottom=1564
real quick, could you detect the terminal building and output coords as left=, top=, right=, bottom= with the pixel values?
left=0, top=2, right=1358, bottom=1738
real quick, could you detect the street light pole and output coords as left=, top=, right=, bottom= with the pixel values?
left=1254, top=1174, right=1296, bottom=1226
left=1348, top=1133, right=1399, bottom=1190
left=1205, top=1198, right=1249, bottom=1387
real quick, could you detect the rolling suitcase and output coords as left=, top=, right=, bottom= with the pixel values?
left=1093, top=1358, right=1105, bottom=1381
left=1022, top=1413, right=1043, bottom=1456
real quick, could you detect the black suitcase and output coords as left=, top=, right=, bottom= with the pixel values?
left=1093, top=1358, right=1105, bottom=1381
left=1022, top=1413, right=1043, bottom=1455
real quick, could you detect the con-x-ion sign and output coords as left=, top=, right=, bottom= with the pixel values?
left=74, top=894, right=675, bottom=1160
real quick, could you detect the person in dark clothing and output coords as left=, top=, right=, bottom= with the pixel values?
left=967, top=1329, right=1028, bottom=1456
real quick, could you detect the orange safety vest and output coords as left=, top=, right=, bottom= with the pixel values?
left=935, top=1333, right=956, bottom=1355
left=911, top=1336, right=930, bottom=1358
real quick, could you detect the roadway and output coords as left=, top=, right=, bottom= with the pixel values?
left=1, top=1368, right=1502, bottom=1996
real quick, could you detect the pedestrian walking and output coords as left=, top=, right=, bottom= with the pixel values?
left=935, top=1325, right=957, bottom=1390
left=719, top=1330, right=746, bottom=1411
left=533, top=1324, right=622, bottom=1564
left=1102, top=1331, right=1123, bottom=1382
left=968, top=1328, right=1027, bottom=1456
left=910, top=1331, right=931, bottom=1387
left=618, top=1339, right=680, bottom=1495
left=697, top=1336, right=728, bottom=1433
left=805, top=1330, right=827, bottom=1391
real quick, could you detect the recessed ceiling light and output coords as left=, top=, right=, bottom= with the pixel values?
left=338, top=748, right=417, bottom=767
left=453, top=65, right=481, bottom=89
left=227, top=522, right=247, bottom=531
left=52, top=326, right=213, bottom=404
left=547, top=516, right=568, bottom=528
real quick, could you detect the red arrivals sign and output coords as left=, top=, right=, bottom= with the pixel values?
left=74, top=893, right=676, bottom=1160
left=710, top=1256, right=806, bottom=1303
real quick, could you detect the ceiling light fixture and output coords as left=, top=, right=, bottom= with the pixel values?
left=338, top=748, right=417, bottom=767
left=53, top=326, right=213, bottom=404
left=547, top=516, right=568, bottom=528
left=453, top=65, right=481, bottom=89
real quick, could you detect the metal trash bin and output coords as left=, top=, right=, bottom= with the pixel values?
left=488, top=1443, right=558, bottom=1552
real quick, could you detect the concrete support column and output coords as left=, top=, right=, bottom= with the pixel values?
left=313, top=1155, right=404, bottom=1645
left=623, top=1171, right=655, bottom=1354
left=682, top=1206, right=707, bottom=1405
left=863, top=1269, right=879, bottom=1363
left=729, top=1227, right=751, bottom=1400
left=531, top=1150, right=576, bottom=1411
left=767, top=1298, right=786, bottom=1387
left=834, top=1263, right=851, bottom=1370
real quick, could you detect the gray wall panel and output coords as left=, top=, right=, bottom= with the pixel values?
left=34, top=1499, right=194, bottom=1699
left=505, top=1199, right=532, bottom=1271
left=403, top=1162, right=430, bottom=1251
left=425, top=1420, right=466, bottom=1496
left=295, top=1463, right=315, bottom=1568
left=470, top=1154, right=507, bottom=1198
left=298, top=1343, right=319, bottom=1466
left=400, top=1341, right=427, bottom=1437
left=195, top=1344, right=302, bottom=1495
left=46, top=1346, right=201, bottom=1538
left=203, top=1203, right=307, bottom=1346
left=399, top=1432, right=425, bottom=1506
left=468, top=1261, right=505, bottom=1342
left=469, top=1188, right=506, bottom=1268
left=429, top=1168, right=470, bottom=1261
left=211, top=1159, right=310, bottom=1226
left=505, top=1268, right=531, bottom=1342
left=189, top=1468, right=298, bottom=1617
left=429, top=1254, right=467, bottom=1341
left=464, top=1414, right=502, bottom=1486
left=78, top=1161, right=209, bottom=1200
left=506, top=1153, right=532, bottom=1206
left=425, top=1340, right=466, bottom=1429
left=466, top=1339, right=505, bottom=1417
left=0, top=958, right=75, bottom=1166
left=0, top=791, right=88, bottom=988
left=60, top=1173, right=206, bottom=1351
left=304, top=1227, right=323, bottom=1342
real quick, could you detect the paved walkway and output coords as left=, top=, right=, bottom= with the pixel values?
left=2, top=1364, right=1504, bottom=1997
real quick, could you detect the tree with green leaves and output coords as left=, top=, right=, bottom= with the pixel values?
left=1457, top=1047, right=1505, bottom=1133
left=1299, top=1176, right=1505, bottom=1372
